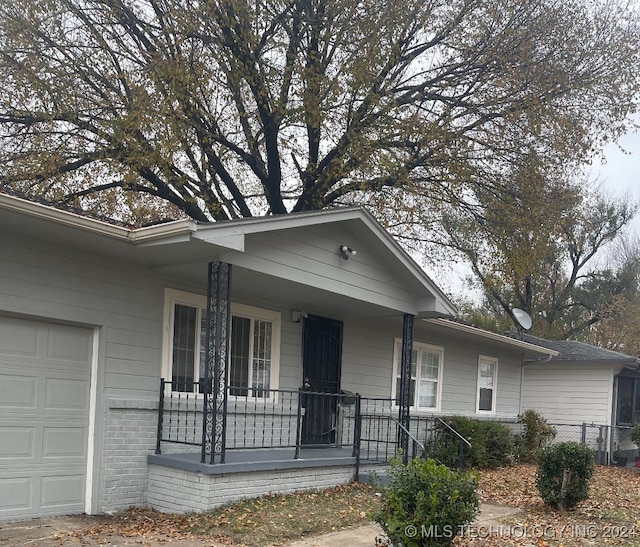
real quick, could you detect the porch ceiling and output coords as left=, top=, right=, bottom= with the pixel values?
left=159, top=259, right=413, bottom=320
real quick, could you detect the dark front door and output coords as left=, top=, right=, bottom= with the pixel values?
left=301, top=315, right=343, bottom=445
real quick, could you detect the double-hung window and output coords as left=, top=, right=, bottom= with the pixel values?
left=163, top=289, right=280, bottom=398
left=392, top=339, right=443, bottom=411
left=476, top=356, right=497, bottom=413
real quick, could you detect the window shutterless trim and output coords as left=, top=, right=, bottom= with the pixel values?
left=476, top=355, right=498, bottom=414
left=161, top=288, right=281, bottom=398
left=391, top=338, right=443, bottom=412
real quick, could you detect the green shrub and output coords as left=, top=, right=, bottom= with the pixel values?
left=429, top=416, right=482, bottom=469
left=516, top=410, right=556, bottom=463
left=375, top=457, right=479, bottom=546
left=536, top=442, right=595, bottom=510
left=483, top=421, right=515, bottom=469
left=428, top=417, right=514, bottom=469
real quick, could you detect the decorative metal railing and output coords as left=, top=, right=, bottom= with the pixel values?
left=155, top=381, right=362, bottom=460
left=155, top=381, right=472, bottom=472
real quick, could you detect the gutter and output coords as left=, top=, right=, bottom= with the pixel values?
left=0, top=192, right=196, bottom=244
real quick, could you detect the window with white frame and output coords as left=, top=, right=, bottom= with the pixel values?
left=476, top=356, right=497, bottom=413
left=163, top=289, right=281, bottom=397
left=392, top=339, right=443, bottom=410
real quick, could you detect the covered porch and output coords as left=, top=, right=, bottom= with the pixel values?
left=152, top=384, right=431, bottom=472
left=145, top=208, right=461, bottom=512
left=148, top=388, right=469, bottom=514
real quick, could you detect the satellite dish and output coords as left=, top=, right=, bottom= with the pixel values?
left=512, top=308, right=532, bottom=331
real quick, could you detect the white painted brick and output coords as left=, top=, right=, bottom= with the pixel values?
left=147, top=463, right=357, bottom=514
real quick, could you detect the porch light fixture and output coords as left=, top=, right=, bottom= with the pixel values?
left=291, top=310, right=308, bottom=323
left=339, top=244, right=357, bottom=260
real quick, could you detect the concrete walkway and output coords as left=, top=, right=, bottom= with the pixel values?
left=283, top=503, right=522, bottom=547
left=0, top=503, right=522, bottom=547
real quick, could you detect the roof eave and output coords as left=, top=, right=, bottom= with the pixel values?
left=425, top=318, right=559, bottom=356
left=0, top=192, right=197, bottom=244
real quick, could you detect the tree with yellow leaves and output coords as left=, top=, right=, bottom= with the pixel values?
left=0, top=0, right=638, bottom=227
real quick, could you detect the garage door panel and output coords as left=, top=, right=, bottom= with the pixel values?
left=0, top=477, right=31, bottom=511
left=47, top=326, right=92, bottom=362
left=0, top=318, right=39, bottom=357
left=0, top=374, right=36, bottom=407
left=45, top=378, right=89, bottom=410
left=0, top=427, right=34, bottom=458
left=42, top=427, right=87, bottom=458
left=41, top=474, right=85, bottom=508
left=0, top=317, right=91, bottom=520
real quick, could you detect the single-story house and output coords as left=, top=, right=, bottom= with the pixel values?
left=0, top=191, right=556, bottom=520
left=516, top=332, right=640, bottom=462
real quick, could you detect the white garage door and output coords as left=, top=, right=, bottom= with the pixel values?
left=0, top=317, right=92, bottom=521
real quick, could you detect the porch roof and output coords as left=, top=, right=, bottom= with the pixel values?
left=0, top=193, right=456, bottom=319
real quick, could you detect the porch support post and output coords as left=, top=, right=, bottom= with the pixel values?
left=201, top=261, right=232, bottom=464
left=398, top=313, right=414, bottom=463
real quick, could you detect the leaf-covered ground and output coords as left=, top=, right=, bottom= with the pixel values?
left=56, top=465, right=640, bottom=546
left=455, top=465, right=640, bottom=546
left=76, top=482, right=380, bottom=546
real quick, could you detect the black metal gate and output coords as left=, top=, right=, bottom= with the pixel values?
left=301, top=315, right=343, bottom=444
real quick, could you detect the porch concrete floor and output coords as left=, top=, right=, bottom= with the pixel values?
left=147, top=446, right=382, bottom=475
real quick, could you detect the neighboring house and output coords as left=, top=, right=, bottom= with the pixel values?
left=0, top=192, right=555, bottom=521
left=516, top=332, right=640, bottom=461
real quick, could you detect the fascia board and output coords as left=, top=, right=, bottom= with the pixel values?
left=425, top=318, right=559, bottom=356
left=128, top=221, right=196, bottom=244
left=191, top=231, right=245, bottom=251
left=192, top=206, right=367, bottom=235
left=0, top=192, right=131, bottom=240
left=129, top=220, right=196, bottom=246
left=417, top=296, right=458, bottom=317
left=0, top=192, right=197, bottom=245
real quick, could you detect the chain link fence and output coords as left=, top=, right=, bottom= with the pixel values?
left=505, top=420, right=635, bottom=466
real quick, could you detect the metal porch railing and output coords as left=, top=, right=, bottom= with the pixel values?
left=155, top=381, right=471, bottom=472
left=155, top=380, right=362, bottom=460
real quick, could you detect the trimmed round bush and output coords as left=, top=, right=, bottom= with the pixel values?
left=536, top=442, right=594, bottom=510
left=375, top=457, right=479, bottom=546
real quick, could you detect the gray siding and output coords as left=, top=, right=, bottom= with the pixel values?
left=226, top=224, right=425, bottom=314
left=341, top=320, right=396, bottom=397
left=1, top=230, right=170, bottom=514
left=521, top=362, right=614, bottom=425
left=2, top=226, right=529, bottom=516
left=340, top=318, right=525, bottom=418
left=0, top=230, right=165, bottom=398
left=273, top=309, right=302, bottom=390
